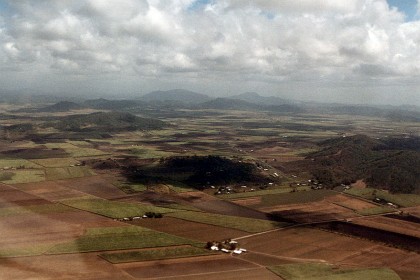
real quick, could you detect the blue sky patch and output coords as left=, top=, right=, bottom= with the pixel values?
left=387, top=0, right=419, bottom=21
left=188, top=0, right=212, bottom=11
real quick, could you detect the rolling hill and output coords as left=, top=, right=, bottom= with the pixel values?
left=84, top=98, right=146, bottom=110
left=48, top=111, right=166, bottom=132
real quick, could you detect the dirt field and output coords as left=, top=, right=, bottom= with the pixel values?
left=0, top=183, right=50, bottom=208
left=116, top=254, right=266, bottom=279
left=351, top=179, right=367, bottom=189
left=131, top=216, right=249, bottom=242
left=403, top=206, right=420, bottom=217
left=0, top=209, right=124, bottom=255
left=164, top=267, right=281, bottom=280
left=254, top=193, right=384, bottom=223
left=326, top=194, right=377, bottom=211
left=0, top=213, right=83, bottom=253
left=13, top=181, right=88, bottom=201
left=0, top=252, right=132, bottom=280
left=351, top=216, right=420, bottom=238
left=57, top=175, right=127, bottom=199
left=237, top=227, right=420, bottom=279
left=259, top=199, right=357, bottom=223
left=191, top=198, right=269, bottom=220
left=233, top=197, right=262, bottom=207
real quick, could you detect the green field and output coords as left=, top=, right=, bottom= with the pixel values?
left=45, top=166, right=95, bottom=180
left=60, top=198, right=178, bottom=218
left=0, top=244, right=53, bottom=258
left=168, top=211, right=287, bottom=233
left=268, top=263, right=401, bottom=280
left=0, top=169, right=45, bottom=184
left=0, top=158, right=42, bottom=169
left=100, top=245, right=212, bottom=263
left=47, top=226, right=198, bottom=254
left=116, top=182, right=148, bottom=193
left=127, top=147, right=174, bottom=159
left=0, top=204, right=71, bottom=217
left=44, top=142, right=108, bottom=157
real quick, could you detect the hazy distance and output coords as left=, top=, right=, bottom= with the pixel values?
left=0, top=0, right=419, bottom=106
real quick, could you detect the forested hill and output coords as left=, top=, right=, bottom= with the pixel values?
left=305, top=135, right=420, bottom=194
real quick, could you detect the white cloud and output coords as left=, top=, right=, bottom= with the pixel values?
left=0, top=0, right=419, bottom=104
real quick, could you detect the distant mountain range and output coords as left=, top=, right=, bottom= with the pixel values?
left=9, top=89, right=420, bottom=120
left=200, top=98, right=260, bottom=110
left=139, top=89, right=211, bottom=104
left=38, top=101, right=85, bottom=112
left=230, top=92, right=295, bottom=105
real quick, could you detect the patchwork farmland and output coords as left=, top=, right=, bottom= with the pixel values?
left=0, top=99, right=419, bottom=280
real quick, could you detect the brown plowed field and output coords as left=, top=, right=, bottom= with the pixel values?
left=0, top=252, right=132, bottom=280
left=352, top=216, right=420, bottom=238
left=258, top=194, right=382, bottom=223
left=238, top=252, right=292, bottom=267
left=0, top=210, right=122, bottom=250
left=117, top=255, right=260, bottom=279
left=0, top=183, right=50, bottom=208
left=261, top=200, right=356, bottom=223
left=13, top=181, right=87, bottom=201
left=57, top=175, right=126, bottom=199
left=131, top=216, right=249, bottom=241
left=192, top=199, right=269, bottom=220
left=325, top=194, right=377, bottom=211
left=233, top=197, right=262, bottom=207
left=403, top=206, right=420, bottom=217
left=237, top=227, right=420, bottom=278
left=0, top=213, right=84, bottom=251
left=163, top=267, right=282, bottom=280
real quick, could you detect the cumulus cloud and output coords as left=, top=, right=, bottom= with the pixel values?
left=0, top=0, right=419, bottom=104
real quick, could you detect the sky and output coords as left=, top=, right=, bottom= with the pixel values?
left=0, top=0, right=419, bottom=105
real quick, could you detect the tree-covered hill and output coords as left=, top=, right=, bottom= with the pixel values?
left=303, top=135, right=420, bottom=193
